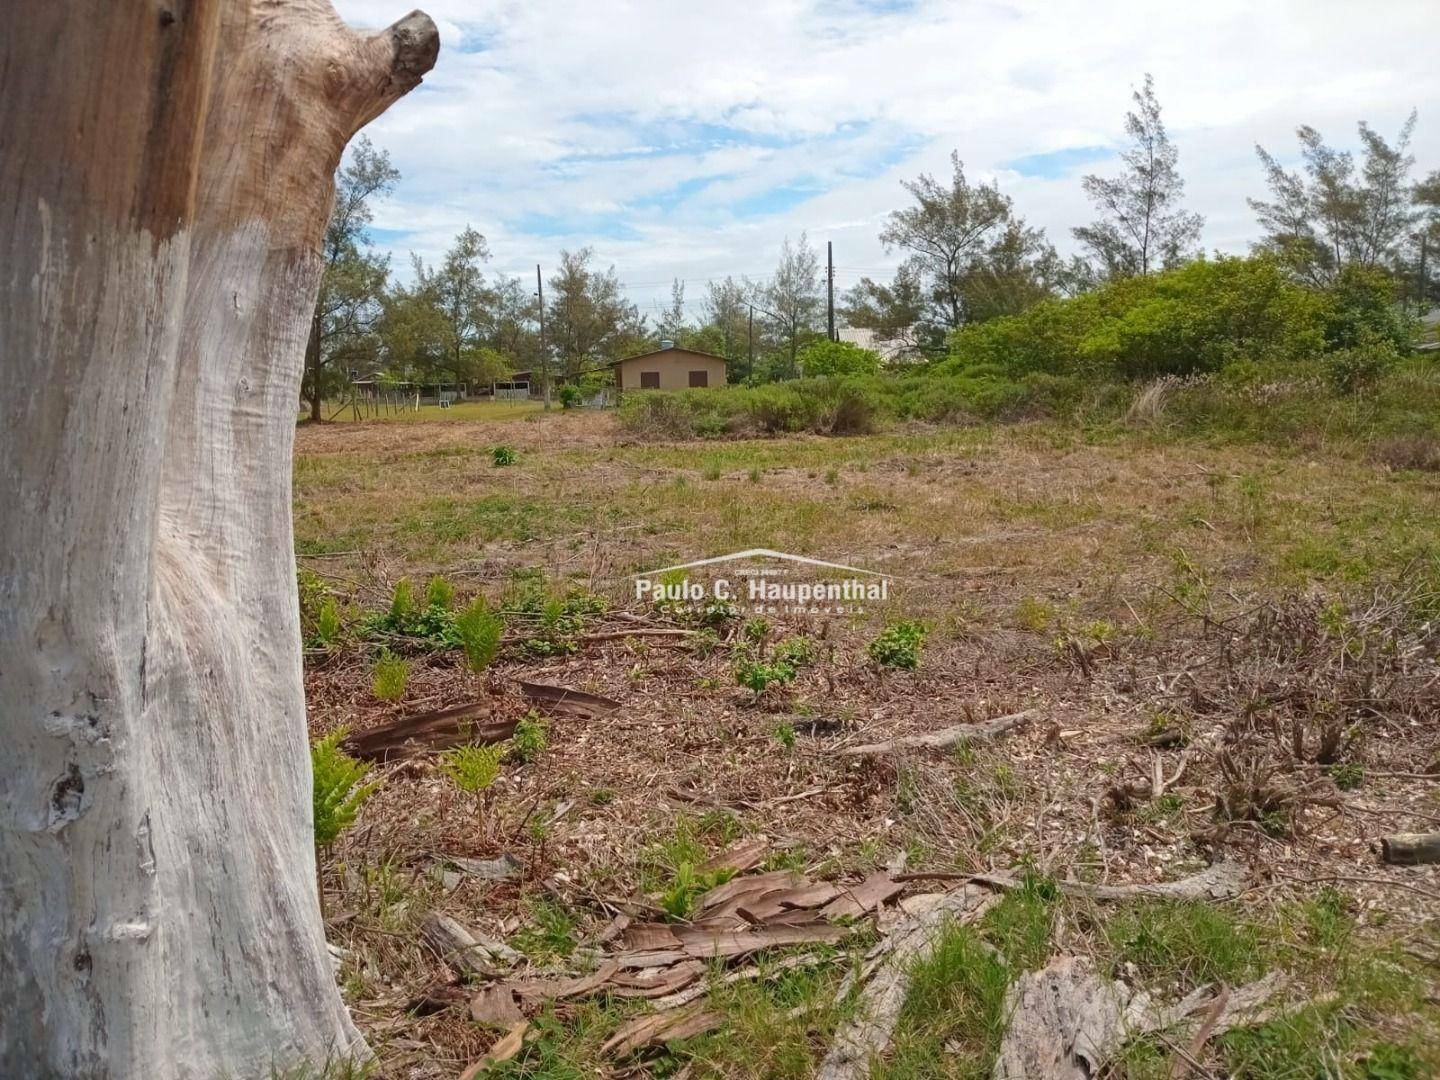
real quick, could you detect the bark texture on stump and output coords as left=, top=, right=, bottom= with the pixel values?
left=0, top=3, right=437, bottom=1076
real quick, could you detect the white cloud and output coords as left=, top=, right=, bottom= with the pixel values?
left=336, top=0, right=1440, bottom=306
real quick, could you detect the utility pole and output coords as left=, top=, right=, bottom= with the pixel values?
left=536, top=263, right=551, bottom=412
left=1419, top=234, right=1429, bottom=316
left=827, top=240, right=835, bottom=342
left=747, top=304, right=754, bottom=383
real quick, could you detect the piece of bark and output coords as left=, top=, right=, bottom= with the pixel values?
left=501, top=961, right=623, bottom=1006
left=819, top=872, right=908, bottom=919
left=974, top=859, right=1246, bottom=903
left=676, top=921, right=851, bottom=959
left=469, top=985, right=524, bottom=1028
left=650, top=953, right=825, bottom=1011
left=841, top=709, right=1037, bottom=757
left=447, top=852, right=524, bottom=881
left=697, top=870, right=804, bottom=914
left=1380, top=831, right=1440, bottom=865
left=519, top=681, right=621, bottom=718
left=601, top=1007, right=723, bottom=1057
left=422, top=913, right=520, bottom=977
left=459, top=1020, right=529, bottom=1078
left=610, top=961, right=707, bottom=999
left=992, top=956, right=1132, bottom=1080
left=818, top=885, right=996, bottom=1080
left=1174, top=986, right=1230, bottom=1079
left=611, top=949, right=692, bottom=970
left=700, top=837, right=771, bottom=874
left=737, top=883, right=846, bottom=922
left=993, top=963, right=1292, bottom=1080
left=596, top=914, right=632, bottom=944
left=620, top=922, right=685, bottom=952
left=345, top=703, right=516, bottom=761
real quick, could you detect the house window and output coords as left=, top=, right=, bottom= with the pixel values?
left=640, top=371, right=661, bottom=389
left=688, top=370, right=708, bottom=388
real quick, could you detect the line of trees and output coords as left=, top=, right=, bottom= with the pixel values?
left=307, top=80, right=1440, bottom=414
left=303, top=143, right=842, bottom=409
left=845, top=77, right=1438, bottom=359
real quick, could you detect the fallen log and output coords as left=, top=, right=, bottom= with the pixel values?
left=841, top=709, right=1037, bottom=757
left=974, top=859, right=1246, bottom=903
left=345, top=702, right=516, bottom=761
left=1379, top=831, right=1440, bottom=866
left=817, top=885, right=997, bottom=1080
left=518, top=681, right=621, bottom=718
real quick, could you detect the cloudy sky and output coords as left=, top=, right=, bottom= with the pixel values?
left=334, top=0, right=1439, bottom=319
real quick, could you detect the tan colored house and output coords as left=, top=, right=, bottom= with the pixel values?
left=611, top=344, right=727, bottom=393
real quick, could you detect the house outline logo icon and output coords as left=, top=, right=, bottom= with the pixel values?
left=632, top=547, right=890, bottom=580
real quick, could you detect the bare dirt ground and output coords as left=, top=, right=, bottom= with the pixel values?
left=295, top=408, right=1439, bottom=1078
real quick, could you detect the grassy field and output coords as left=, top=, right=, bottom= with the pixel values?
left=294, top=403, right=1439, bottom=1078
left=306, top=399, right=546, bottom=424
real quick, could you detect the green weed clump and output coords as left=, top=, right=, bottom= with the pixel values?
left=735, top=657, right=797, bottom=697
left=869, top=619, right=928, bottom=669
left=659, top=861, right=736, bottom=919
left=490, top=445, right=518, bottom=466
left=510, top=712, right=548, bottom=763
left=508, top=583, right=605, bottom=657
left=298, top=570, right=345, bottom=647
left=437, top=743, right=503, bottom=794
left=370, top=650, right=409, bottom=701
left=364, top=577, right=459, bottom=648
left=311, top=730, right=380, bottom=850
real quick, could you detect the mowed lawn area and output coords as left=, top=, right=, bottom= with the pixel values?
left=293, top=407, right=1440, bottom=1079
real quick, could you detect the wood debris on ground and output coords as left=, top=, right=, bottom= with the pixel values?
left=344, top=701, right=515, bottom=762
left=426, top=855, right=953, bottom=1063
left=992, top=956, right=1293, bottom=1080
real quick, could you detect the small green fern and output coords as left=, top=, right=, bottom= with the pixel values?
left=389, top=578, right=414, bottom=622
left=454, top=598, right=504, bottom=672
left=438, top=743, right=503, bottom=794
left=311, top=730, right=380, bottom=850
left=425, top=574, right=454, bottom=610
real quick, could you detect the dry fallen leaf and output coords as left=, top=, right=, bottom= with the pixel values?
left=458, top=1018, right=529, bottom=1078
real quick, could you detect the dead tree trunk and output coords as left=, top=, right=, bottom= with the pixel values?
left=0, top=3, right=437, bottom=1076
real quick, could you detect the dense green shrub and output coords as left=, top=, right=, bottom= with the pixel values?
left=947, top=256, right=1334, bottom=380
left=618, top=377, right=882, bottom=438
left=945, top=255, right=1413, bottom=385
left=1320, top=264, right=1412, bottom=351
left=797, top=338, right=882, bottom=377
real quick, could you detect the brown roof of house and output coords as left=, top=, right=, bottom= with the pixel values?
left=607, top=345, right=729, bottom=367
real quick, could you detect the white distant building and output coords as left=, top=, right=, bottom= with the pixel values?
left=836, top=326, right=920, bottom=365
